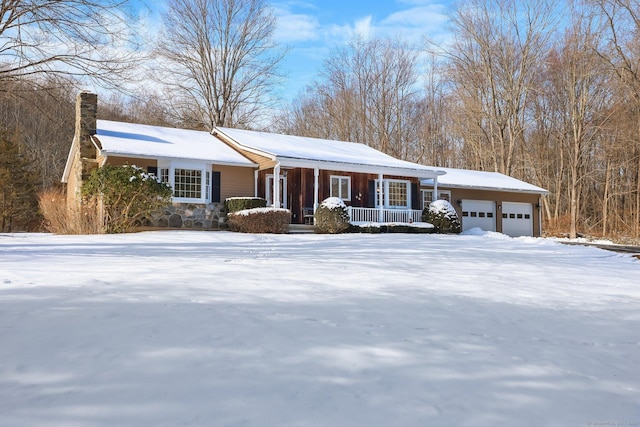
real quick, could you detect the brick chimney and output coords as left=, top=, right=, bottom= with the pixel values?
left=75, top=91, right=98, bottom=179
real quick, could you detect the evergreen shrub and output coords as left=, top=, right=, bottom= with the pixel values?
left=315, top=197, right=350, bottom=234
left=422, top=199, right=461, bottom=234
left=82, top=164, right=172, bottom=233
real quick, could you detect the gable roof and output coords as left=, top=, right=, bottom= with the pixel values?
left=213, top=127, right=446, bottom=178
left=421, top=167, right=548, bottom=194
left=93, top=120, right=256, bottom=166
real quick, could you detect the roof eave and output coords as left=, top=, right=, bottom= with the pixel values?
left=421, top=181, right=549, bottom=194
left=276, top=156, right=445, bottom=178
left=101, top=152, right=258, bottom=168
left=212, top=128, right=277, bottom=161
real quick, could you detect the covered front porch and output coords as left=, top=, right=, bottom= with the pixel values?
left=256, top=162, right=444, bottom=225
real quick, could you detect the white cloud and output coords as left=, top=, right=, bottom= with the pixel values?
left=273, top=6, right=321, bottom=43
left=378, top=4, right=450, bottom=43
left=354, top=15, right=373, bottom=40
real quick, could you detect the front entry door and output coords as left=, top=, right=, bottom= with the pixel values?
left=266, top=175, right=287, bottom=208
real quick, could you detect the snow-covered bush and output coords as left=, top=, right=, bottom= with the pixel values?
left=228, top=207, right=290, bottom=233
left=422, top=199, right=461, bottom=234
left=315, top=197, right=350, bottom=234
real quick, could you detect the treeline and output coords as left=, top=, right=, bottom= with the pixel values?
left=277, top=0, right=640, bottom=240
left=1, top=0, right=640, bottom=240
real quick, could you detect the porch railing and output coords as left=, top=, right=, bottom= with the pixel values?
left=346, top=207, right=423, bottom=223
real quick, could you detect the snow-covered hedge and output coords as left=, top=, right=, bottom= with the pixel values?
left=422, top=200, right=461, bottom=234
left=224, top=197, right=267, bottom=213
left=315, top=197, right=350, bottom=234
left=228, top=207, right=290, bottom=234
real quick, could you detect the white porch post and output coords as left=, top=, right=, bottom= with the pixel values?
left=313, top=167, right=320, bottom=212
left=254, top=170, right=259, bottom=197
left=378, top=173, right=384, bottom=223
left=273, top=163, right=281, bottom=207
left=433, top=173, right=439, bottom=201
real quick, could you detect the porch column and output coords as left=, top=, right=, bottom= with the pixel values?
left=313, top=167, right=319, bottom=210
left=378, top=172, right=384, bottom=223
left=254, top=170, right=259, bottom=197
left=273, top=163, right=281, bottom=207
left=433, top=173, right=439, bottom=201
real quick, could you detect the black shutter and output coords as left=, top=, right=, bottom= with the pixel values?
left=147, top=166, right=158, bottom=176
left=411, top=183, right=419, bottom=210
left=212, top=171, right=221, bottom=202
left=367, top=180, right=376, bottom=208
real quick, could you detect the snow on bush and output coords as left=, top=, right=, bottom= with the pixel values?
left=315, top=197, right=350, bottom=234
left=228, top=207, right=290, bottom=233
left=321, top=197, right=346, bottom=210
left=224, top=197, right=267, bottom=213
left=422, top=199, right=461, bottom=234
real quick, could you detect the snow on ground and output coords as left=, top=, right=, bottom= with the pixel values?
left=0, top=231, right=638, bottom=427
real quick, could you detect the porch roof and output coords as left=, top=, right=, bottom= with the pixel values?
left=214, top=127, right=446, bottom=178
left=94, top=120, right=256, bottom=167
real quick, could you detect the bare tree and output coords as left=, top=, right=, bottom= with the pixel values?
left=544, top=11, right=611, bottom=238
left=592, top=0, right=640, bottom=238
left=443, top=0, right=556, bottom=175
left=280, top=37, right=421, bottom=159
left=154, top=0, right=286, bottom=130
left=0, top=0, right=142, bottom=90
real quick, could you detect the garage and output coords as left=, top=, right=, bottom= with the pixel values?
left=502, top=202, right=533, bottom=237
left=461, top=200, right=496, bottom=232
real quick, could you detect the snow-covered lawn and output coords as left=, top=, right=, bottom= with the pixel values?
left=0, top=231, right=638, bottom=427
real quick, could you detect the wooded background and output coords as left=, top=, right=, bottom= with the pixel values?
left=2, top=0, right=640, bottom=241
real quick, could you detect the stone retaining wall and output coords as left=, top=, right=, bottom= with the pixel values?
left=148, top=202, right=227, bottom=230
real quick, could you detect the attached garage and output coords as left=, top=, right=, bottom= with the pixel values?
left=502, top=202, right=533, bottom=237
left=461, top=200, right=496, bottom=232
left=420, top=167, right=548, bottom=237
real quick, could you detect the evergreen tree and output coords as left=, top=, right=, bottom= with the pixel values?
left=0, top=130, right=41, bottom=232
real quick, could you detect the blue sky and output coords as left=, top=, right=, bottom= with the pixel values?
left=270, top=0, right=452, bottom=99
left=139, top=0, right=452, bottom=102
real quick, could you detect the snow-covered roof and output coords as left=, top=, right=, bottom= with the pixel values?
left=94, top=120, right=255, bottom=166
left=421, top=167, right=548, bottom=194
left=214, top=127, right=445, bottom=178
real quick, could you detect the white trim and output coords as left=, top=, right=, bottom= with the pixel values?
left=313, top=168, right=319, bottom=212
left=378, top=173, right=384, bottom=222
left=98, top=152, right=256, bottom=168
left=375, top=178, right=412, bottom=209
left=421, top=189, right=451, bottom=209
left=273, top=163, right=281, bottom=208
left=330, top=175, right=351, bottom=201
left=266, top=173, right=288, bottom=208
left=158, top=160, right=211, bottom=204
left=422, top=183, right=547, bottom=195
left=273, top=157, right=443, bottom=178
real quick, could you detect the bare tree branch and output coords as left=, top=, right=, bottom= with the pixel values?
left=154, top=0, right=287, bottom=130
left=0, top=0, right=145, bottom=91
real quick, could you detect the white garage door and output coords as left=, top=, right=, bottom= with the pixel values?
left=461, top=200, right=496, bottom=232
left=502, top=202, right=533, bottom=237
